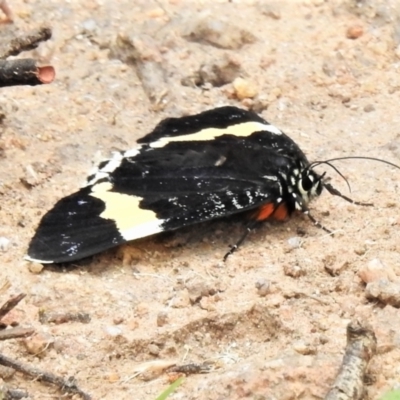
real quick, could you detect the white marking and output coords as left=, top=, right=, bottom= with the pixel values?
left=231, top=197, right=243, bottom=209
left=263, top=175, right=278, bottom=181
left=265, top=124, right=282, bottom=135
left=245, top=190, right=253, bottom=202
left=90, top=182, right=163, bottom=241
left=86, top=171, right=109, bottom=186
left=149, top=121, right=281, bottom=148
left=24, top=255, right=53, bottom=264
left=124, top=146, right=142, bottom=158
left=100, top=152, right=123, bottom=173
left=215, top=155, right=227, bottom=166
left=121, top=220, right=165, bottom=241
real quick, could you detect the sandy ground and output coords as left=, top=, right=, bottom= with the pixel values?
left=1, top=0, right=400, bottom=399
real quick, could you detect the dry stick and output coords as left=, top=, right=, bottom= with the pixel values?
left=0, top=0, right=13, bottom=23
left=0, top=294, right=26, bottom=320
left=0, top=327, right=35, bottom=341
left=0, top=26, right=52, bottom=59
left=324, top=320, right=377, bottom=400
left=0, top=353, right=91, bottom=400
left=0, top=59, right=55, bottom=87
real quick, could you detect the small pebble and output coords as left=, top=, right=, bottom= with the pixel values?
left=23, top=333, right=53, bottom=356
left=255, top=279, right=271, bottom=297
left=199, top=296, right=216, bottom=311
left=260, top=3, right=281, bottom=19
left=157, top=311, right=168, bottom=327
left=186, top=281, right=212, bottom=303
left=293, top=341, right=317, bottom=355
left=28, top=262, right=44, bottom=274
left=107, top=372, right=120, bottom=383
left=0, top=237, right=10, bottom=252
left=171, top=289, right=190, bottom=308
left=197, top=54, right=242, bottom=87
left=81, top=19, right=98, bottom=33
left=0, top=365, right=15, bottom=380
left=346, top=25, right=363, bottom=39
left=104, top=325, right=123, bottom=337
left=183, top=13, right=256, bottom=49
left=233, top=77, right=258, bottom=100
left=148, top=344, right=160, bottom=356
left=365, top=279, right=400, bottom=307
left=287, top=236, right=301, bottom=249
left=358, top=258, right=395, bottom=284
left=363, top=104, right=375, bottom=112
left=284, top=264, right=305, bottom=278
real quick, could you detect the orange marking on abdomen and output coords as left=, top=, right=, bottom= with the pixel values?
left=272, top=203, right=289, bottom=221
left=254, top=203, right=275, bottom=221
left=254, top=202, right=289, bottom=222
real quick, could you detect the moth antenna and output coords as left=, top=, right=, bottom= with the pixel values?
left=314, top=156, right=400, bottom=170
left=308, top=161, right=352, bottom=192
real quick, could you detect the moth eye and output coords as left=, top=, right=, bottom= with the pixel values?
left=301, top=175, right=313, bottom=191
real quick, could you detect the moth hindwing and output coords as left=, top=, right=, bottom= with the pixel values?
left=26, top=106, right=324, bottom=264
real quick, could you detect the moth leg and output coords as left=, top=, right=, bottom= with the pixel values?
left=223, top=220, right=259, bottom=261
left=303, top=209, right=332, bottom=234
left=223, top=202, right=284, bottom=261
left=324, top=182, right=373, bottom=207
left=295, top=193, right=333, bottom=234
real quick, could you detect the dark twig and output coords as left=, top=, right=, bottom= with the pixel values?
left=0, top=26, right=52, bottom=59
left=0, top=327, right=34, bottom=341
left=0, top=293, right=26, bottom=320
left=0, top=386, right=28, bottom=400
left=167, top=362, right=212, bottom=375
left=324, top=320, right=377, bottom=400
left=0, top=353, right=91, bottom=400
left=0, top=59, right=55, bottom=87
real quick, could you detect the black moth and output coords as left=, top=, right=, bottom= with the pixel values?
left=26, top=106, right=397, bottom=264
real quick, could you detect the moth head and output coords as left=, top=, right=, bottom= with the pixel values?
left=296, top=169, right=324, bottom=202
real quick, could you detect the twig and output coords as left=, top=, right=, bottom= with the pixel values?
left=324, top=320, right=377, bottom=400
left=39, top=310, right=91, bottom=324
left=0, top=293, right=26, bottom=320
left=0, top=327, right=34, bottom=341
left=167, top=362, right=212, bottom=375
left=0, top=26, right=52, bottom=59
left=0, top=353, right=91, bottom=400
left=0, top=0, right=13, bottom=23
left=0, top=59, right=54, bottom=87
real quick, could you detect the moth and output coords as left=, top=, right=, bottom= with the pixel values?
left=26, top=106, right=398, bottom=263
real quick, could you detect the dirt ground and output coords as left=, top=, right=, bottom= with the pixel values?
left=1, top=0, right=400, bottom=399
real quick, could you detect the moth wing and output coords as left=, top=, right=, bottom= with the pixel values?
left=26, top=186, right=127, bottom=264
left=26, top=156, right=282, bottom=264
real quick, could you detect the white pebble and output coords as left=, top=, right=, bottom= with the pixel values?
left=104, top=325, right=123, bottom=337
left=0, top=237, right=10, bottom=252
left=287, top=236, right=301, bottom=249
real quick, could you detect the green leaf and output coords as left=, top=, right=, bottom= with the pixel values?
left=381, top=390, right=400, bottom=400
left=155, top=377, right=184, bottom=400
